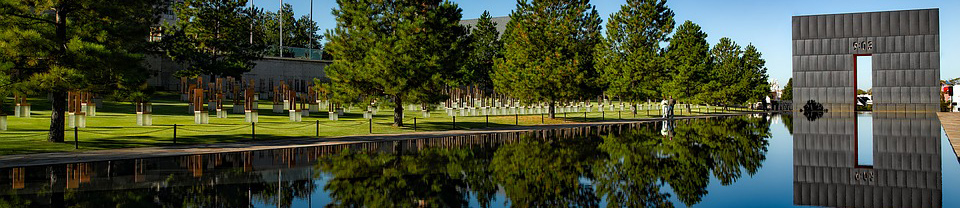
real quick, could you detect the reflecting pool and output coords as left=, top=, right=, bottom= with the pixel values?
left=0, top=113, right=958, bottom=207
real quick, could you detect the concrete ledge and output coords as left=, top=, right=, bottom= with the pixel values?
left=938, top=112, right=960, bottom=160
left=0, top=111, right=778, bottom=168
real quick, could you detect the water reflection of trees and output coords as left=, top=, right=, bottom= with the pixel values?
left=63, top=171, right=316, bottom=208
left=491, top=136, right=603, bottom=207
left=0, top=162, right=319, bottom=208
left=315, top=116, right=771, bottom=207
left=594, top=117, right=770, bottom=207
left=316, top=147, right=500, bottom=208
left=0, top=116, right=770, bottom=207
left=781, top=113, right=794, bottom=134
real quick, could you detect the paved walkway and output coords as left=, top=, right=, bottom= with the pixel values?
left=938, top=112, right=960, bottom=159
left=0, top=112, right=773, bottom=168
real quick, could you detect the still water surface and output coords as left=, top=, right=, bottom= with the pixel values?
left=0, top=113, right=958, bottom=207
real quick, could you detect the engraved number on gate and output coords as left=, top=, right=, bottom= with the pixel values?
left=855, top=171, right=875, bottom=182
left=853, top=41, right=874, bottom=51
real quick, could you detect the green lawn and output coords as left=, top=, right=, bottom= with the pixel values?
left=0, top=92, right=759, bottom=155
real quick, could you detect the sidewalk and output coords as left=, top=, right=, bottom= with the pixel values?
left=0, top=112, right=774, bottom=168
left=938, top=112, right=960, bottom=159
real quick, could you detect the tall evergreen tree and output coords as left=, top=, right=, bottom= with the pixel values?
left=493, top=0, right=602, bottom=118
left=663, top=20, right=709, bottom=111
left=162, top=0, right=266, bottom=78
left=461, top=11, right=501, bottom=90
left=782, top=78, right=793, bottom=101
left=739, top=44, right=770, bottom=104
left=700, top=39, right=770, bottom=108
left=700, top=37, right=742, bottom=108
left=324, top=0, right=469, bottom=126
left=0, top=0, right=165, bottom=142
left=595, top=0, right=674, bottom=114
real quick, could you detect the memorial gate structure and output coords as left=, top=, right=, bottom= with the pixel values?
left=792, top=9, right=940, bottom=112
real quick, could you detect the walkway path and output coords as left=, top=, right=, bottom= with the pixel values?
left=938, top=112, right=960, bottom=159
left=0, top=112, right=772, bottom=168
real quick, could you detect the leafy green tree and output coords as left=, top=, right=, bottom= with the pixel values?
left=0, top=61, right=13, bottom=115
left=592, top=128, right=676, bottom=207
left=856, top=89, right=868, bottom=95
left=663, top=20, right=709, bottom=112
left=257, top=3, right=322, bottom=55
left=782, top=78, right=793, bottom=101
left=316, top=148, right=491, bottom=207
left=594, top=116, right=770, bottom=206
left=257, top=3, right=295, bottom=56
left=289, top=15, right=323, bottom=49
left=739, top=44, right=770, bottom=104
left=595, top=0, right=674, bottom=114
left=948, top=77, right=960, bottom=85
left=460, top=11, right=501, bottom=90
left=700, top=38, right=742, bottom=108
left=323, top=0, right=469, bottom=126
left=163, top=0, right=266, bottom=78
left=491, top=137, right=602, bottom=207
left=493, top=0, right=602, bottom=118
left=781, top=113, right=794, bottom=134
left=0, top=0, right=165, bottom=142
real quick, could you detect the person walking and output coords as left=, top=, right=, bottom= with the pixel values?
left=668, top=96, right=676, bottom=118
left=660, top=98, right=668, bottom=118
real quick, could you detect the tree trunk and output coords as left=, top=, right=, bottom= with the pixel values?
left=50, top=6, right=68, bottom=143
left=393, top=95, right=403, bottom=127
left=48, top=91, right=66, bottom=142
left=548, top=101, right=556, bottom=119
left=50, top=165, right=65, bottom=208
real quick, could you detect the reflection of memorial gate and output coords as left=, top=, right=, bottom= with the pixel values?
left=794, top=112, right=941, bottom=207
left=792, top=9, right=940, bottom=112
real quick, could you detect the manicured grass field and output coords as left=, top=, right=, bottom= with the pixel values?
left=0, top=92, right=757, bottom=155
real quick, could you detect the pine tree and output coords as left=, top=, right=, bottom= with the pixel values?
left=663, top=20, right=709, bottom=111
left=740, top=44, right=770, bottom=104
left=782, top=78, right=793, bottom=101
left=461, top=11, right=502, bottom=90
left=701, top=37, right=743, bottom=109
left=701, top=38, right=770, bottom=108
left=595, top=0, right=674, bottom=114
left=324, top=0, right=469, bottom=126
left=0, top=0, right=165, bottom=142
left=493, top=0, right=602, bottom=118
left=162, top=0, right=266, bottom=78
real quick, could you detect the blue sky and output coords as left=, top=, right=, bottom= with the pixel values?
left=255, top=0, right=958, bottom=88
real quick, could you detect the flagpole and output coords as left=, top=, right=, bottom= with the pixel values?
left=279, top=0, right=283, bottom=57
left=309, top=0, right=314, bottom=59
left=250, top=0, right=254, bottom=44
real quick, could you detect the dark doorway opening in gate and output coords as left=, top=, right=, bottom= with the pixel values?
left=855, top=55, right=873, bottom=111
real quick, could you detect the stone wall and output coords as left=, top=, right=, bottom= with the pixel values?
left=145, top=55, right=331, bottom=93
